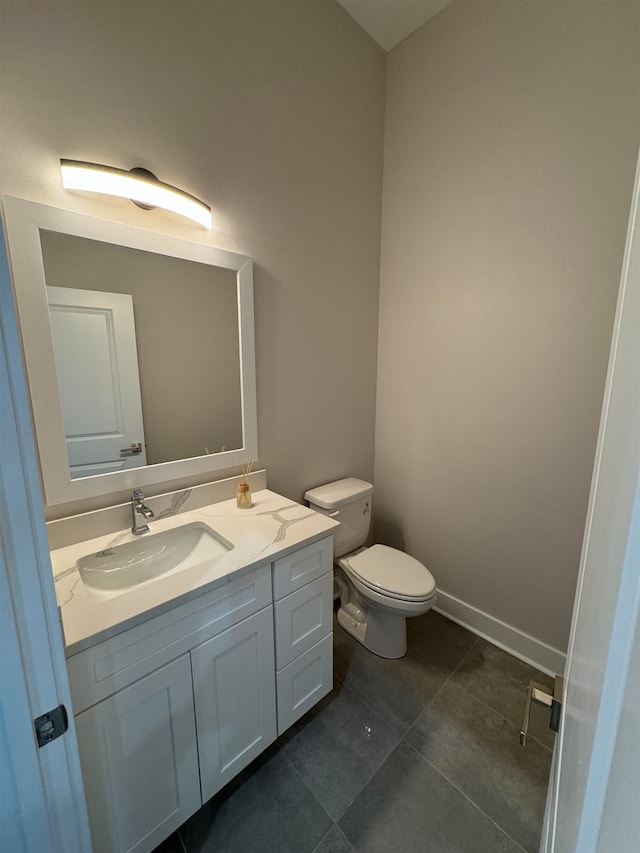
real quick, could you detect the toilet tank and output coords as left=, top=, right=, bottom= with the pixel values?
left=304, top=478, right=373, bottom=558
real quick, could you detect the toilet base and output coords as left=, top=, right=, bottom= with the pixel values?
left=337, top=602, right=408, bottom=659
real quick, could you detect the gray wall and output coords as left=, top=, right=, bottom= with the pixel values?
left=0, top=0, right=385, bottom=517
left=374, top=0, right=640, bottom=650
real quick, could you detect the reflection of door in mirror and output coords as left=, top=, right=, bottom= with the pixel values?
left=47, top=286, right=148, bottom=478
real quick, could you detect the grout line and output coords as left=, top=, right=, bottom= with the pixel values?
left=176, top=828, right=187, bottom=853
left=282, top=756, right=346, bottom=850
left=310, top=824, right=351, bottom=853
left=337, top=740, right=417, bottom=821
left=414, top=634, right=481, bottom=720
left=338, top=630, right=547, bottom=751
left=333, top=824, right=353, bottom=849
left=432, top=634, right=481, bottom=700
left=412, top=669, right=455, bottom=725
left=333, top=665, right=411, bottom=740
left=403, top=739, right=529, bottom=853
left=280, top=746, right=336, bottom=826
left=450, top=678, right=551, bottom=752
left=445, top=636, right=555, bottom=752
left=311, top=826, right=335, bottom=853
left=449, top=679, right=554, bottom=753
left=284, top=677, right=404, bottom=821
left=449, top=633, right=480, bottom=676
left=334, top=633, right=484, bottom=740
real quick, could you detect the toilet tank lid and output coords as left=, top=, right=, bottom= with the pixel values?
left=305, top=477, right=373, bottom=509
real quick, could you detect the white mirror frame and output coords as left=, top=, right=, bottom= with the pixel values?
left=2, top=196, right=258, bottom=506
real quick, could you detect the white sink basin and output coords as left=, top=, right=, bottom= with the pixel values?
left=77, top=522, right=233, bottom=591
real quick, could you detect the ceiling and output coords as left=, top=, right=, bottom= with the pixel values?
left=336, top=0, right=455, bottom=51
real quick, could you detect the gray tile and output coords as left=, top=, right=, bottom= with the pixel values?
left=333, top=611, right=477, bottom=736
left=339, top=741, right=522, bottom=853
left=180, top=746, right=331, bottom=853
left=313, top=825, right=356, bottom=853
left=451, top=639, right=556, bottom=748
left=407, top=610, right=479, bottom=670
left=152, top=832, right=185, bottom=853
left=279, top=680, right=400, bottom=819
left=407, top=681, right=551, bottom=852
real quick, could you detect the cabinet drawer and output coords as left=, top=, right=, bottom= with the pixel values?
left=272, top=536, right=333, bottom=600
left=68, top=565, right=271, bottom=713
left=274, top=572, right=333, bottom=669
left=276, top=633, right=333, bottom=735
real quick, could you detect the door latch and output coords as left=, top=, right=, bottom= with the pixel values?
left=120, top=442, right=142, bottom=456
left=520, top=675, right=563, bottom=746
left=34, top=704, right=68, bottom=748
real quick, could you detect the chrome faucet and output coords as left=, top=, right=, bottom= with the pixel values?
left=131, top=489, right=154, bottom=535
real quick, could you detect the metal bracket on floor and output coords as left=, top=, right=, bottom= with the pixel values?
left=520, top=675, right=564, bottom=746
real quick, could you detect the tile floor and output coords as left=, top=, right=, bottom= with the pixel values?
left=156, top=609, right=554, bottom=853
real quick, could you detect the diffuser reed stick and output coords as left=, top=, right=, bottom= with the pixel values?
left=237, top=457, right=254, bottom=508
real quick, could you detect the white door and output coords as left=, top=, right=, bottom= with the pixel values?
left=47, top=286, right=147, bottom=477
left=191, top=606, right=277, bottom=802
left=74, top=654, right=201, bottom=853
left=0, top=237, right=91, bottom=851
left=541, top=153, right=640, bottom=851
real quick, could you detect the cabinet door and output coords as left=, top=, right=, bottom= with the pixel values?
left=74, top=654, right=201, bottom=853
left=192, top=605, right=277, bottom=802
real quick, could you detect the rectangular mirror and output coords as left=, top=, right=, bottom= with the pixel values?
left=2, top=197, right=257, bottom=507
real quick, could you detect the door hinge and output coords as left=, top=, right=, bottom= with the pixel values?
left=34, top=704, right=68, bottom=748
left=520, top=675, right=563, bottom=746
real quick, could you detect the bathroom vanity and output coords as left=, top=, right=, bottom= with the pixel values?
left=50, top=487, right=338, bottom=853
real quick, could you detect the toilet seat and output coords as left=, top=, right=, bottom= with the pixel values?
left=344, top=545, right=436, bottom=603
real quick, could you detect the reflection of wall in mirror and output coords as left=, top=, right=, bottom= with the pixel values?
left=39, top=231, right=243, bottom=466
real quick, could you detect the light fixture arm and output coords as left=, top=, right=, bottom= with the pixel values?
left=128, top=167, right=159, bottom=210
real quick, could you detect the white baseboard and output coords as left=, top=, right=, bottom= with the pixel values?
left=434, top=590, right=566, bottom=677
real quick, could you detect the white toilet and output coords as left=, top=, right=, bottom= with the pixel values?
left=305, top=477, right=437, bottom=659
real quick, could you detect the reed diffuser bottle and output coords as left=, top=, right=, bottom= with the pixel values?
left=236, top=458, right=253, bottom=509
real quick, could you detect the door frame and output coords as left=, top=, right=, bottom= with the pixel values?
left=541, top=149, right=640, bottom=850
left=0, top=231, right=91, bottom=851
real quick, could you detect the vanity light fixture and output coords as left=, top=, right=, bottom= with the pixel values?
left=60, top=159, right=212, bottom=228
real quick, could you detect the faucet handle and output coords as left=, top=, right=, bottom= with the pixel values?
left=131, top=489, right=153, bottom=534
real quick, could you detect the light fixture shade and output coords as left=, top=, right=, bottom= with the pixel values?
left=60, top=160, right=212, bottom=228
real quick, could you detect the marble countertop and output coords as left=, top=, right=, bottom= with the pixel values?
left=51, top=489, right=338, bottom=657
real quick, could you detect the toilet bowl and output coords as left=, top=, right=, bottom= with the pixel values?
left=305, top=478, right=437, bottom=659
left=336, top=544, right=436, bottom=658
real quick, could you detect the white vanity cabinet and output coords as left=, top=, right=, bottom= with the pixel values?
left=68, top=564, right=275, bottom=853
left=66, top=534, right=334, bottom=853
